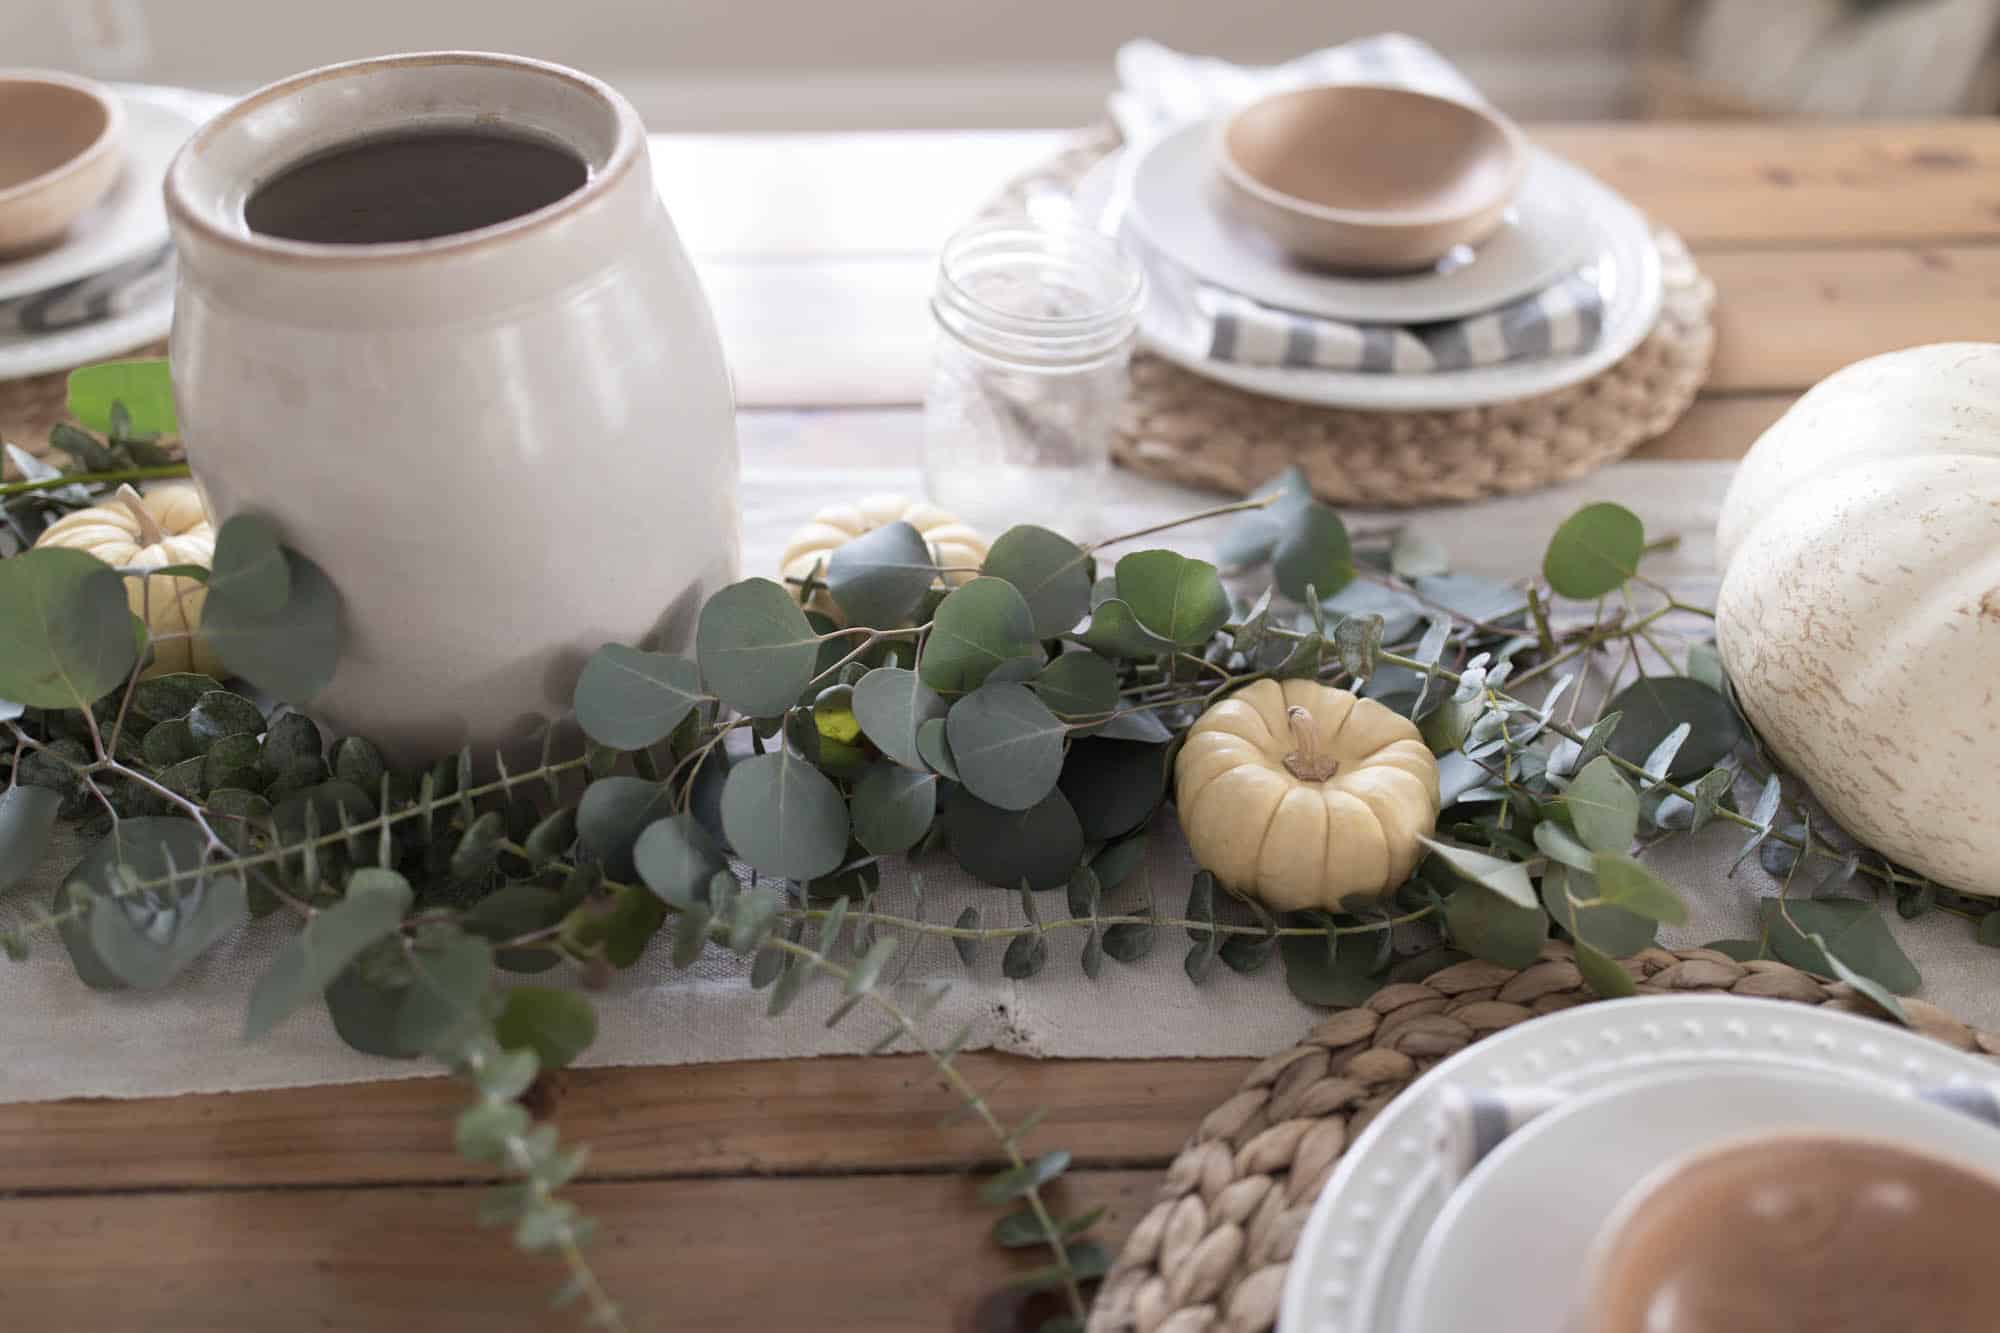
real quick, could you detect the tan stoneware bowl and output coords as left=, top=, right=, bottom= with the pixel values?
left=0, top=70, right=125, bottom=256
left=1214, top=84, right=1526, bottom=273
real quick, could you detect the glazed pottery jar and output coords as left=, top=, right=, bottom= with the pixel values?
left=165, top=52, right=738, bottom=765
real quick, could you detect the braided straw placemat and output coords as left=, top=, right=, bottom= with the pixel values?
left=980, top=130, right=1717, bottom=507
left=1086, top=940, right=1997, bottom=1333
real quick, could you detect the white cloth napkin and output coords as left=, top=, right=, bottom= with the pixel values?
left=1107, top=34, right=1607, bottom=375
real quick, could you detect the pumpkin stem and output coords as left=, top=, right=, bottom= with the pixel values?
left=1282, top=705, right=1342, bottom=782
left=113, top=485, right=165, bottom=546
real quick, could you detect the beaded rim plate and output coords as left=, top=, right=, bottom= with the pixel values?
left=1279, top=995, right=2000, bottom=1333
left=1401, top=1065, right=2000, bottom=1333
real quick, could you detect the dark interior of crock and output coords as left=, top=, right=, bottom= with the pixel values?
left=243, top=125, right=588, bottom=245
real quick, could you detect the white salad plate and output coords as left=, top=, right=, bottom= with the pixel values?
left=0, top=85, right=208, bottom=302
left=1279, top=995, right=2000, bottom=1333
left=1126, top=120, right=1588, bottom=325
left=1073, top=149, right=1662, bottom=413
left=1399, top=1064, right=2000, bottom=1333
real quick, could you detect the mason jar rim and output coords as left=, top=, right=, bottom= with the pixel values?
left=932, top=220, right=1145, bottom=367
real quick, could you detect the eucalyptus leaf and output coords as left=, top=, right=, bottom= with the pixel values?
left=1445, top=884, right=1546, bottom=968
left=1591, top=852, right=1690, bottom=925
left=1279, top=927, right=1379, bottom=1007
left=575, top=776, right=676, bottom=880
left=981, top=525, right=1093, bottom=638
left=1689, top=767, right=1733, bottom=833
left=850, top=666, right=946, bottom=770
left=200, top=542, right=340, bottom=704
left=67, top=358, right=178, bottom=436
left=1094, top=708, right=1174, bottom=744
left=918, top=576, right=1041, bottom=693
left=1323, top=580, right=1423, bottom=650
left=1564, top=756, right=1639, bottom=854
left=1231, top=587, right=1276, bottom=657
left=1033, top=650, right=1120, bottom=722
left=495, top=986, right=598, bottom=1070
left=1058, top=737, right=1168, bottom=843
left=131, top=672, right=225, bottom=723
left=1216, top=468, right=1312, bottom=569
left=573, top=645, right=704, bottom=750
left=245, top=868, right=412, bottom=1038
left=850, top=763, right=938, bottom=855
left=916, top=717, right=959, bottom=780
left=1759, top=899, right=1920, bottom=994
left=1102, top=920, right=1156, bottom=964
left=720, top=748, right=850, bottom=881
left=943, top=785, right=1084, bottom=891
left=1390, top=530, right=1450, bottom=580
left=1542, top=863, right=1657, bottom=957
left=201, top=513, right=290, bottom=618
left=188, top=690, right=263, bottom=749
left=1075, top=597, right=1179, bottom=660
left=1603, top=677, right=1742, bottom=782
left=633, top=813, right=727, bottom=907
left=1418, top=837, right=1537, bottom=909
left=1002, top=931, right=1048, bottom=978
left=1542, top=502, right=1644, bottom=599
left=827, top=520, right=937, bottom=629
left=1532, top=819, right=1595, bottom=873
left=1271, top=504, right=1354, bottom=602
left=57, top=817, right=211, bottom=990
left=0, top=547, right=137, bottom=708
left=1090, top=832, right=1148, bottom=892
left=462, top=883, right=564, bottom=942
left=1574, top=939, right=1638, bottom=998
left=1114, top=550, right=1230, bottom=647
left=394, top=928, right=496, bottom=1054
left=947, top=682, right=1066, bottom=812
left=0, top=785, right=61, bottom=894
left=695, top=578, right=822, bottom=718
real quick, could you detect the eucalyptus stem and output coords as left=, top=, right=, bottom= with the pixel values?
left=0, top=463, right=190, bottom=498
left=782, top=903, right=1438, bottom=943
left=1082, top=494, right=1277, bottom=553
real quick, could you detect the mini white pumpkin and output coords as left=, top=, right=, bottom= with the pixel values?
left=779, top=493, right=989, bottom=621
left=1716, top=342, right=2000, bottom=895
left=1175, top=679, right=1441, bottom=911
left=35, top=483, right=224, bottom=678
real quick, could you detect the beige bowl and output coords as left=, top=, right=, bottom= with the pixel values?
left=0, top=70, right=125, bottom=257
left=1214, top=84, right=1526, bottom=273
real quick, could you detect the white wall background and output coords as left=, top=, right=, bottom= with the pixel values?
left=4, top=0, right=1644, bottom=126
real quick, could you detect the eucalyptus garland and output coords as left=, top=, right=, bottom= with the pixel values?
left=0, top=380, right=1970, bottom=1328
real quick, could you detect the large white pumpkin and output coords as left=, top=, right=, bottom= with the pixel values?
left=1716, top=343, right=2000, bottom=895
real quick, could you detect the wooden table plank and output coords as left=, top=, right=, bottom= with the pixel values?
left=0, top=1055, right=1245, bottom=1192
left=1541, top=121, right=2000, bottom=247
left=0, top=1170, right=1157, bottom=1333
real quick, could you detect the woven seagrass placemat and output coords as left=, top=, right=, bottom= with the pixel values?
left=1085, top=941, right=1997, bottom=1333
left=979, top=130, right=1717, bottom=508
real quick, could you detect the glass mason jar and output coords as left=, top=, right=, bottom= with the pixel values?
left=923, top=220, right=1145, bottom=538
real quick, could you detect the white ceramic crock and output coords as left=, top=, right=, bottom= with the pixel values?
left=165, top=52, right=738, bottom=767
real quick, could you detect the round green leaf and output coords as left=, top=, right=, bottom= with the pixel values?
left=56, top=817, right=213, bottom=991
left=827, top=520, right=936, bottom=629
left=1058, top=737, right=1168, bottom=842
left=0, top=547, right=138, bottom=708
left=1603, top=676, right=1743, bottom=782
left=695, top=578, right=822, bottom=718
left=575, top=776, right=676, bottom=880
left=943, top=785, right=1084, bottom=890
left=1759, top=898, right=1919, bottom=995
left=200, top=542, right=340, bottom=704
left=1278, top=929, right=1380, bottom=1007
left=188, top=690, right=264, bottom=749
left=1075, top=597, right=1179, bottom=660
left=130, top=672, right=225, bottom=724
left=720, top=749, right=850, bottom=881
left=1541, top=863, right=1656, bottom=957
left=1034, top=650, right=1120, bottom=722
left=67, top=358, right=178, bottom=436
left=981, top=525, right=1092, bottom=638
left=851, top=763, right=938, bottom=855
left=1113, top=550, right=1231, bottom=647
left=244, top=868, right=410, bottom=1037
left=573, top=645, right=704, bottom=750
left=1271, top=504, right=1354, bottom=602
left=916, top=716, right=959, bottom=780
left=1419, top=836, right=1538, bottom=909
left=203, top=513, right=291, bottom=618
left=1591, top=851, right=1689, bottom=925
left=0, top=785, right=60, bottom=895
left=946, top=682, right=1066, bottom=812
left=918, top=577, right=1041, bottom=693
left=495, top=985, right=598, bottom=1070
left=850, top=666, right=947, bottom=769
left=1445, top=886, right=1546, bottom=968
left=633, top=813, right=726, bottom=907
left=1564, top=755, right=1639, bottom=854
left=1542, top=502, right=1644, bottom=599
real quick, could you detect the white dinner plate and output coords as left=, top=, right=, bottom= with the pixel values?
left=0, top=288, right=174, bottom=379
left=1400, top=1064, right=2000, bottom=1333
left=0, top=85, right=214, bottom=303
left=1127, top=121, right=1588, bottom=324
left=1279, top=995, right=2000, bottom=1333
left=1073, top=150, right=1662, bottom=413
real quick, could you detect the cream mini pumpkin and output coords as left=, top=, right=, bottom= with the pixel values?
left=35, top=484, right=224, bottom=678
left=779, top=494, right=988, bottom=621
left=1175, top=679, right=1441, bottom=911
left=1716, top=342, right=2000, bottom=896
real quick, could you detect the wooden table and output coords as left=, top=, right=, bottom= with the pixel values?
left=8, top=120, right=2000, bottom=1331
